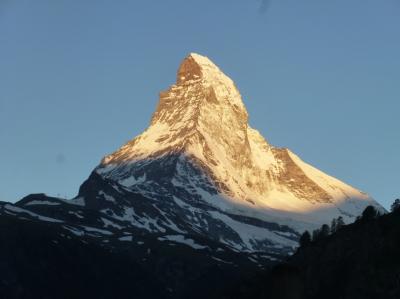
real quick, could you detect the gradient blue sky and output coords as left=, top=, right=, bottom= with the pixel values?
left=1, top=0, right=399, bottom=208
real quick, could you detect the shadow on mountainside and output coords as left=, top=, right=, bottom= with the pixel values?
left=227, top=206, right=400, bottom=299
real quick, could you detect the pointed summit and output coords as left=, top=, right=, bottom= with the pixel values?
left=171, top=53, right=247, bottom=117
left=187, top=52, right=215, bottom=66
left=101, top=52, right=250, bottom=167
left=177, top=53, right=221, bottom=83
left=97, top=53, right=383, bottom=247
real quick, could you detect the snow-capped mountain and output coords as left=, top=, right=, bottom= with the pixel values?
left=2, top=53, right=383, bottom=261
left=88, top=53, right=382, bottom=250
left=0, top=53, right=386, bottom=297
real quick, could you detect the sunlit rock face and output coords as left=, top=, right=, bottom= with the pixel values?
left=92, top=53, right=383, bottom=252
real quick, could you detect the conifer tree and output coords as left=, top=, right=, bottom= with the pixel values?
left=330, top=218, right=337, bottom=234
left=362, top=206, right=378, bottom=221
left=391, top=199, right=400, bottom=212
left=312, top=229, right=321, bottom=242
left=320, top=224, right=330, bottom=238
left=336, top=216, right=345, bottom=230
left=299, top=231, right=311, bottom=247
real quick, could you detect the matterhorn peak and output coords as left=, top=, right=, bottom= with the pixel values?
left=4, top=52, right=385, bottom=287
left=97, top=53, right=382, bottom=238
left=174, top=53, right=246, bottom=109
left=101, top=52, right=250, bottom=166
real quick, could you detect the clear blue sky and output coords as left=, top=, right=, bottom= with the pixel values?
left=1, top=0, right=399, bottom=209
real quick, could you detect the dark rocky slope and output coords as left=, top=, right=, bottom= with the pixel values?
left=0, top=200, right=268, bottom=299
left=0, top=213, right=163, bottom=299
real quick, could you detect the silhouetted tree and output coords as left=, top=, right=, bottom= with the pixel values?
left=299, top=231, right=311, bottom=247
left=336, top=216, right=345, bottom=230
left=312, top=224, right=330, bottom=242
left=361, top=206, right=379, bottom=221
left=320, top=224, right=330, bottom=238
left=330, top=218, right=337, bottom=234
left=312, top=229, right=321, bottom=242
left=391, top=199, right=400, bottom=212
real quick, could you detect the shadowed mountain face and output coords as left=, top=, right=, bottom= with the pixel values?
left=0, top=53, right=385, bottom=298
left=0, top=204, right=264, bottom=299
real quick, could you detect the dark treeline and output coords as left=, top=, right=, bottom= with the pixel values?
left=228, top=198, right=400, bottom=299
left=300, top=204, right=387, bottom=247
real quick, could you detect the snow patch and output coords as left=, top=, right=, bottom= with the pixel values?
left=118, top=235, right=133, bottom=241
left=4, top=204, right=63, bottom=223
left=25, top=200, right=61, bottom=206
left=158, top=235, right=208, bottom=250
